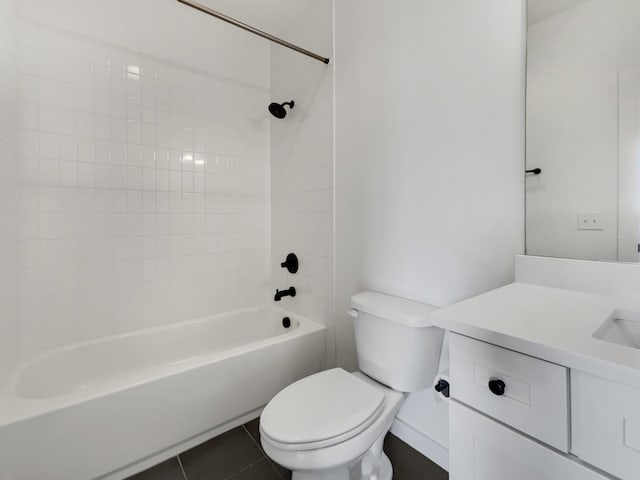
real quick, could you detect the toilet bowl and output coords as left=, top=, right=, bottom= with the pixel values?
left=261, top=369, right=404, bottom=480
left=260, top=292, right=443, bottom=480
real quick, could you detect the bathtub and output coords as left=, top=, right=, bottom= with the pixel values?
left=0, top=307, right=325, bottom=480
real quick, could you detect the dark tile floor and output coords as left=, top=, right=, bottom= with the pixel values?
left=127, top=418, right=448, bottom=480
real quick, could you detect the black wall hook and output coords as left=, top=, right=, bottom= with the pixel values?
left=280, top=253, right=299, bottom=274
left=526, top=168, right=542, bottom=175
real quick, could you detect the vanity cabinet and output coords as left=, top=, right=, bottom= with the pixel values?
left=449, top=334, right=614, bottom=480
left=449, top=333, right=569, bottom=451
left=450, top=402, right=608, bottom=480
left=573, top=372, right=640, bottom=479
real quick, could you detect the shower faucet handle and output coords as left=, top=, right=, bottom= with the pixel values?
left=280, top=253, right=299, bottom=274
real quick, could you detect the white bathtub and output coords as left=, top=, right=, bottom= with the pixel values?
left=0, top=307, right=325, bottom=480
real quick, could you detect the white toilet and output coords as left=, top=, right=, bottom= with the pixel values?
left=260, top=291, right=444, bottom=480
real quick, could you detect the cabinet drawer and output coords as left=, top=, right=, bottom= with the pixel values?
left=574, top=372, right=640, bottom=479
left=450, top=334, right=569, bottom=451
left=450, top=402, right=609, bottom=480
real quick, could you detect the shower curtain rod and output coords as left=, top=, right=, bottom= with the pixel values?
left=176, top=0, right=331, bottom=64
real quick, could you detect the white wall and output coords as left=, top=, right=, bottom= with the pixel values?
left=335, top=0, right=525, bottom=462
left=270, top=1, right=334, bottom=362
left=0, top=0, right=20, bottom=388
left=526, top=0, right=640, bottom=261
left=15, top=0, right=272, bottom=358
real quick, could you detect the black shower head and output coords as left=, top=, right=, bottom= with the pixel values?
left=269, top=100, right=295, bottom=119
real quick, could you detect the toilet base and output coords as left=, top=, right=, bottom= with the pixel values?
left=378, top=454, right=393, bottom=480
left=291, top=453, right=392, bottom=480
left=291, top=438, right=393, bottom=480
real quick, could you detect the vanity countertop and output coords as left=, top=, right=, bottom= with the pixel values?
left=431, top=282, right=640, bottom=387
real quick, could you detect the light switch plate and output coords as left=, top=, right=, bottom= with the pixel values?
left=578, top=213, right=603, bottom=231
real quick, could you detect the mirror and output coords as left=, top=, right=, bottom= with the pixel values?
left=526, top=0, right=640, bottom=262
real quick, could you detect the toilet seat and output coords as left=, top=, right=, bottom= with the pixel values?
left=260, top=368, right=385, bottom=451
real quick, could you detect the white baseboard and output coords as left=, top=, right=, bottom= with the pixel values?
left=390, top=418, right=449, bottom=472
left=100, top=408, right=263, bottom=480
left=102, top=408, right=449, bottom=479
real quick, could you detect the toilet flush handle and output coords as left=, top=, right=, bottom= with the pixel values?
left=347, top=309, right=359, bottom=318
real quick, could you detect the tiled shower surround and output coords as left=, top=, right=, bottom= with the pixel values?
left=0, top=0, right=20, bottom=386
left=14, top=0, right=272, bottom=357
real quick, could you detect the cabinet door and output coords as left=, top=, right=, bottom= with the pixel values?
left=573, top=371, right=640, bottom=479
left=450, top=402, right=610, bottom=480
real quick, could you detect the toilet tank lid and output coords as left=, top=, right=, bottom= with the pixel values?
left=350, top=291, right=438, bottom=327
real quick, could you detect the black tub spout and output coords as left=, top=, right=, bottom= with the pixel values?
left=274, top=287, right=296, bottom=302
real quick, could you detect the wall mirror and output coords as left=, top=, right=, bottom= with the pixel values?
left=526, top=0, right=640, bottom=262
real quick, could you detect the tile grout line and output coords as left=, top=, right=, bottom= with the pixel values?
left=221, top=457, right=269, bottom=480
left=242, top=423, right=263, bottom=453
left=242, top=423, right=286, bottom=480
left=176, top=454, right=188, bottom=480
left=265, top=459, right=287, bottom=480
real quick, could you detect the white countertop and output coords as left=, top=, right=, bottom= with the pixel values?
left=431, top=282, right=640, bottom=388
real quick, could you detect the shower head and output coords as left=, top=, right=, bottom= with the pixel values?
left=268, top=100, right=295, bottom=119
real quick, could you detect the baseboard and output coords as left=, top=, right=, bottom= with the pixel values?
left=390, top=418, right=449, bottom=472
left=99, top=407, right=264, bottom=480
left=101, top=408, right=449, bottom=478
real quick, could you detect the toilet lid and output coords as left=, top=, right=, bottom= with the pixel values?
left=261, top=368, right=385, bottom=447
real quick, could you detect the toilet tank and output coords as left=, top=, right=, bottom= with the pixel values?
left=349, top=291, right=443, bottom=393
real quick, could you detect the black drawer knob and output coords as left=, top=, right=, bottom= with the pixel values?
left=434, top=379, right=450, bottom=398
left=488, top=378, right=506, bottom=396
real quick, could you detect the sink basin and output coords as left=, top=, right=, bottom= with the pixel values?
left=593, top=310, right=640, bottom=349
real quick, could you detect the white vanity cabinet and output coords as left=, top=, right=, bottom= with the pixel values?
left=573, top=372, right=640, bottom=479
left=450, top=402, right=608, bottom=480
left=448, top=333, right=612, bottom=480
left=449, top=333, right=569, bottom=451
left=432, top=281, right=640, bottom=480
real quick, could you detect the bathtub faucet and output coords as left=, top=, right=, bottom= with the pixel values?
left=274, top=287, right=296, bottom=302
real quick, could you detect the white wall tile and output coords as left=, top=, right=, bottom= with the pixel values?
left=270, top=0, right=334, bottom=368
left=14, top=0, right=272, bottom=357
left=0, top=0, right=20, bottom=387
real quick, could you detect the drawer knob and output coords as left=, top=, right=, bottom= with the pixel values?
left=434, top=379, right=450, bottom=398
left=488, top=378, right=506, bottom=396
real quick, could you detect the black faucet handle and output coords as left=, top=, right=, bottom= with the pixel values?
left=280, top=253, right=299, bottom=274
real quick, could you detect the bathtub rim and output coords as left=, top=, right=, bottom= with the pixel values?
left=0, top=306, right=325, bottom=427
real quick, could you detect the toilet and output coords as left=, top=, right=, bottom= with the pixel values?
left=260, top=291, right=444, bottom=480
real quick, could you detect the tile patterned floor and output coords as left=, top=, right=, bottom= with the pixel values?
left=127, top=418, right=448, bottom=480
